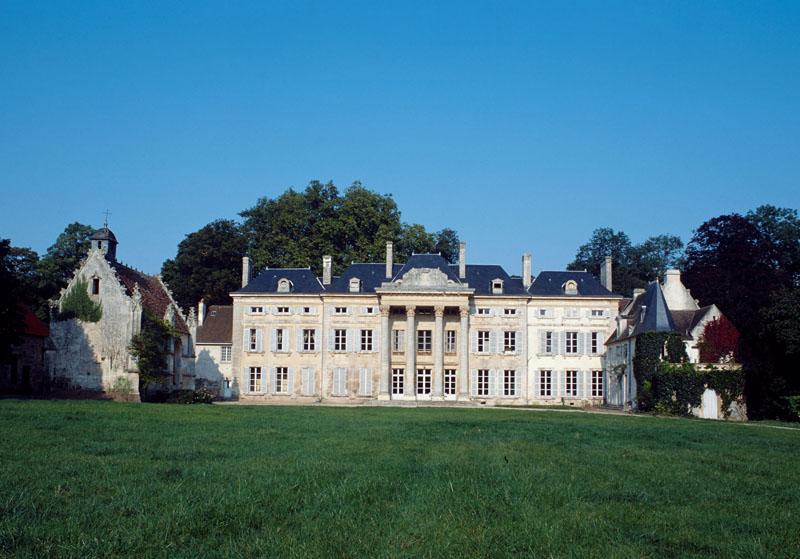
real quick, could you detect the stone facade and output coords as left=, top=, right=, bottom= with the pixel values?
left=48, top=227, right=195, bottom=397
left=0, top=306, right=49, bottom=395
left=229, top=243, right=622, bottom=406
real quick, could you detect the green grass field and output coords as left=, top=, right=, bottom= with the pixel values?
left=0, top=401, right=798, bottom=558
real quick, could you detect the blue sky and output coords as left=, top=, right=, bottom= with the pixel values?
left=2, top=1, right=799, bottom=276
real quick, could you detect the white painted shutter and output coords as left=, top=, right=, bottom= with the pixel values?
left=297, top=328, right=304, bottom=352
left=243, top=329, right=250, bottom=352
left=533, top=369, right=540, bottom=397
left=490, top=331, right=498, bottom=354
left=328, top=329, right=335, bottom=352
left=558, top=331, right=565, bottom=355
left=301, top=367, right=312, bottom=395
left=270, top=329, right=277, bottom=352
left=255, top=329, right=264, bottom=352
left=470, top=370, right=478, bottom=397
left=287, top=367, right=294, bottom=395
left=360, top=368, right=372, bottom=396
left=372, top=329, right=379, bottom=353
left=539, top=331, right=546, bottom=354
left=471, top=331, right=478, bottom=353
left=577, top=332, right=584, bottom=355
left=516, top=331, right=522, bottom=355
left=313, top=329, right=320, bottom=352
left=347, top=329, right=355, bottom=353
left=489, top=370, right=498, bottom=397
left=513, top=370, right=519, bottom=397
left=270, top=367, right=277, bottom=394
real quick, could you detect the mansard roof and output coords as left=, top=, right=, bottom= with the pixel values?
left=328, top=263, right=403, bottom=293
left=109, top=261, right=189, bottom=334
left=196, top=305, right=233, bottom=344
left=529, top=271, right=618, bottom=297
left=237, top=268, right=323, bottom=294
left=454, top=264, right=528, bottom=296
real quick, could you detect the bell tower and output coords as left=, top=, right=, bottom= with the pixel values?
left=90, top=212, right=118, bottom=261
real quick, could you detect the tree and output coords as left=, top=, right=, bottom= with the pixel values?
left=161, top=220, right=247, bottom=310
left=129, top=310, right=176, bottom=390
left=238, top=181, right=456, bottom=275
left=697, top=316, right=740, bottom=363
left=0, top=240, right=25, bottom=362
left=433, top=228, right=461, bottom=264
left=567, top=228, right=683, bottom=296
left=37, top=222, right=94, bottom=307
left=58, top=276, right=102, bottom=322
left=682, top=207, right=800, bottom=419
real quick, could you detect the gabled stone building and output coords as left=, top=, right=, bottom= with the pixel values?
left=228, top=242, right=621, bottom=405
left=48, top=227, right=195, bottom=398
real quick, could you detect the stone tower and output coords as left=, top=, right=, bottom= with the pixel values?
left=89, top=227, right=118, bottom=261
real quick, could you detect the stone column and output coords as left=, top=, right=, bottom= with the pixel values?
left=405, top=306, right=416, bottom=397
left=459, top=306, right=469, bottom=399
left=433, top=305, right=445, bottom=397
left=379, top=305, right=391, bottom=399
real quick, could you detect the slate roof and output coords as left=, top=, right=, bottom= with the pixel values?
left=90, top=227, right=117, bottom=243
left=110, top=261, right=189, bottom=334
left=528, top=271, right=619, bottom=297
left=328, top=263, right=403, bottom=293
left=454, top=264, right=528, bottom=295
left=394, top=254, right=463, bottom=284
left=196, top=305, right=233, bottom=344
left=235, top=268, right=323, bottom=295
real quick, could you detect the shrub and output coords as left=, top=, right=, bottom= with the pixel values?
left=785, top=395, right=800, bottom=422
left=166, top=388, right=215, bottom=404
left=58, top=277, right=102, bottom=322
left=109, top=376, right=134, bottom=399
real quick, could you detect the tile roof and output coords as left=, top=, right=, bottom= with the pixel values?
left=110, top=261, right=189, bottom=334
left=235, top=268, right=323, bottom=295
left=19, top=304, right=48, bottom=338
left=196, top=305, right=233, bottom=344
left=529, top=271, right=619, bottom=297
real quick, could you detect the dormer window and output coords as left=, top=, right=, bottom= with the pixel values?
left=277, top=278, right=293, bottom=293
left=563, top=280, right=578, bottom=295
left=349, top=278, right=361, bottom=293
left=491, top=279, right=504, bottom=294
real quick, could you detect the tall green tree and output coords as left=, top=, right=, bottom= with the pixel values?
left=682, top=207, right=800, bottom=419
left=36, top=222, right=94, bottom=306
left=567, top=228, right=683, bottom=295
left=161, top=220, right=247, bottom=310
left=0, top=240, right=25, bottom=361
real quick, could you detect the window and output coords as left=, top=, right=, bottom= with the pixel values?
left=334, top=307, right=348, bottom=315
left=349, top=278, right=361, bottom=293
left=564, top=308, right=580, bottom=319
left=417, top=330, right=432, bottom=352
left=364, top=306, right=375, bottom=314
left=249, top=306, right=264, bottom=314
left=477, top=308, right=491, bottom=316
left=503, top=331, right=516, bottom=353
left=477, top=369, right=490, bottom=396
left=360, top=329, right=373, bottom=352
left=303, top=329, right=316, bottom=351
left=274, top=328, right=285, bottom=352
left=591, top=332, right=599, bottom=354
left=564, top=280, right=578, bottom=295
left=537, top=308, right=550, bottom=318
left=276, top=306, right=290, bottom=315
left=445, top=330, right=457, bottom=353
left=220, top=346, right=232, bottom=362
left=392, top=368, right=404, bottom=395
left=592, top=370, right=603, bottom=397
left=539, top=370, right=552, bottom=397
left=566, top=331, right=578, bottom=354
left=392, top=330, right=405, bottom=353
left=565, top=370, right=578, bottom=397
left=303, top=306, right=311, bottom=314
left=275, top=367, right=289, bottom=394
left=444, top=369, right=456, bottom=395
left=91, top=277, right=100, bottom=295
left=416, top=369, right=431, bottom=395
left=277, top=279, right=292, bottom=293
left=249, top=367, right=262, bottom=392
left=591, top=309, right=605, bottom=318
left=247, top=328, right=259, bottom=352
left=491, top=279, right=504, bottom=294
left=543, top=331, right=553, bottom=354
left=503, top=370, right=516, bottom=396
left=503, top=308, right=517, bottom=316
left=334, top=329, right=347, bottom=352
left=477, top=331, right=490, bottom=353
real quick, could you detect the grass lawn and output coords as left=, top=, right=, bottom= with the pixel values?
left=0, top=401, right=798, bottom=558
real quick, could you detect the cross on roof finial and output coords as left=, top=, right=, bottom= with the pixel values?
left=103, top=209, right=111, bottom=229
